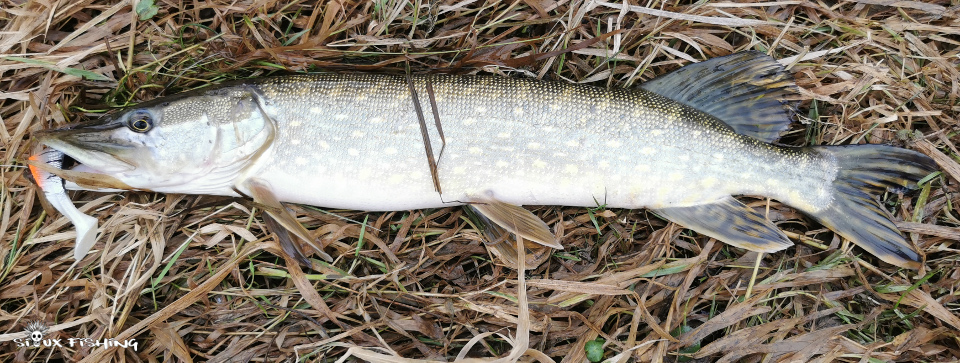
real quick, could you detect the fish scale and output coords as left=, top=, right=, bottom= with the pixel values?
left=251, top=73, right=831, bottom=213
left=34, top=51, right=937, bottom=268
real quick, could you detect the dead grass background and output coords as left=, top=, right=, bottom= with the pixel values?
left=1, top=0, right=959, bottom=362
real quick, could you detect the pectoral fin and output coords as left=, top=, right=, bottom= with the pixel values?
left=261, top=213, right=309, bottom=266
left=469, top=198, right=562, bottom=249
left=242, top=178, right=333, bottom=264
left=654, top=197, right=792, bottom=252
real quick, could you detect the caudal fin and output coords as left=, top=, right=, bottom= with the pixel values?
left=811, top=145, right=936, bottom=268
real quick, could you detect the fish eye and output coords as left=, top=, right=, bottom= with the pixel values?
left=127, top=110, right=153, bottom=133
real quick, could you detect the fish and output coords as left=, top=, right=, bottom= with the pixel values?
left=32, top=51, right=937, bottom=269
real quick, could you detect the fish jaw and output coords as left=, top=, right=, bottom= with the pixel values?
left=34, top=120, right=176, bottom=191
left=35, top=123, right=139, bottom=175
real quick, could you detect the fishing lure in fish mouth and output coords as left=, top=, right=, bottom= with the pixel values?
left=28, top=149, right=99, bottom=260
left=31, top=51, right=938, bottom=269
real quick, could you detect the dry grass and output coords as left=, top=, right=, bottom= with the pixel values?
left=1, top=0, right=959, bottom=362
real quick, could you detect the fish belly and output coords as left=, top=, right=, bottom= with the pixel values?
left=250, top=74, right=827, bottom=212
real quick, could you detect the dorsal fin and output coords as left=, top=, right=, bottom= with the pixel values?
left=640, top=51, right=798, bottom=143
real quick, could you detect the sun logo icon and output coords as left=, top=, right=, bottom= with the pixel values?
left=24, top=320, right=48, bottom=347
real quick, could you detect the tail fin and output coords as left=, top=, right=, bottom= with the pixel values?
left=810, top=145, right=936, bottom=268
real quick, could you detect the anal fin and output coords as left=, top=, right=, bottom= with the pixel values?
left=242, top=178, right=333, bottom=265
left=654, top=197, right=793, bottom=253
left=470, top=198, right=562, bottom=250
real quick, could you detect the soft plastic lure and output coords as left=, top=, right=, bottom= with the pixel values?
left=29, top=148, right=99, bottom=260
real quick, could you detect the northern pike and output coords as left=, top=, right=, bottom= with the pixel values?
left=32, top=52, right=936, bottom=268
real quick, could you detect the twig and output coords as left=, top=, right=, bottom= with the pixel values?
left=405, top=69, right=443, bottom=194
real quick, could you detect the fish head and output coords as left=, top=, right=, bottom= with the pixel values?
left=36, top=85, right=275, bottom=192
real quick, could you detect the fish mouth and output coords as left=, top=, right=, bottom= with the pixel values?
left=34, top=124, right=138, bottom=177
